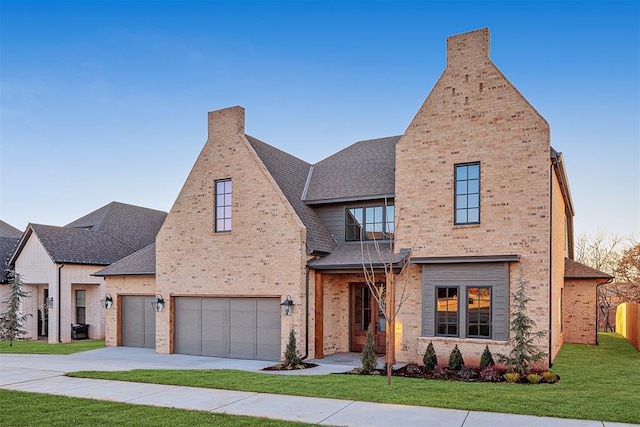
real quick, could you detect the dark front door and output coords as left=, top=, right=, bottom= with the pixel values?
left=351, top=283, right=386, bottom=353
left=42, top=289, right=49, bottom=336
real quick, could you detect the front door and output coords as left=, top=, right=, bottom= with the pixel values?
left=350, top=283, right=386, bottom=353
left=42, top=288, right=49, bottom=337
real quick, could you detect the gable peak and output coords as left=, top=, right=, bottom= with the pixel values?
left=447, top=27, right=490, bottom=68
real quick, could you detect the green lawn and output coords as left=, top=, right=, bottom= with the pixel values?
left=69, top=333, right=640, bottom=424
left=0, top=339, right=105, bottom=354
left=0, top=389, right=311, bottom=426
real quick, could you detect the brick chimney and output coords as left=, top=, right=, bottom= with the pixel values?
left=446, top=28, right=490, bottom=68
left=208, top=105, right=245, bottom=140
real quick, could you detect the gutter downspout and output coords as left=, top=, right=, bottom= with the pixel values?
left=57, top=264, right=64, bottom=343
left=303, top=266, right=310, bottom=360
left=548, top=154, right=559, bottom=368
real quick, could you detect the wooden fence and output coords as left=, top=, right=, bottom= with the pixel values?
left=616, top=303, right=640, bottom=352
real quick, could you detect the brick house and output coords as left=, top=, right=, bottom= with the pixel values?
left=7, top=202, right=166, bottom=343
left=97, top=28, right=608, bottom=366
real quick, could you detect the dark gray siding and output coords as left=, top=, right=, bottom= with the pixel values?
left=313, top=199, right=394, bottom=244
left=422, top=262, right=509, bottom=341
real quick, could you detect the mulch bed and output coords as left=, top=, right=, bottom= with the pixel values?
left=262, top=362, right=319, bottom=371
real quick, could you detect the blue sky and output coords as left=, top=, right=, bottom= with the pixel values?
left=1, top=1, right=638, bottom=238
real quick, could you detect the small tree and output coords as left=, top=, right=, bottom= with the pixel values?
left=360, top=200, right=420, bottom=384
left=283, top=329, right=302, bottom=366
left=448, top=345, right=465, bottom=370
left=0, top=271, right=31, bottom=346
left=479, top=345, right=495, bottom=370
left=495, top=269, right=548, bottom=375
left=360, top=325, right=377, bottom=372
left=422, top=341, right=438, bottom=371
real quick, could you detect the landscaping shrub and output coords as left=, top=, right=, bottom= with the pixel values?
left=448, top=345, right=465, bottom=371
left=542, top=371, right=558, bottom=383
left=526, top=373, right=542, bottom=384
left=422, top=341, right=438, bottom=371
left=495, top=269, right=548, bottom=376
left=504, top=372, right=520, bottom=383
left=284, top=329, right=302, bottom=366
left=479, top=366, right=503, bottom=382
left=360, top=325, right=377, bottom=372
left=479, top=345, right=495, bottom=370
left=458, top=367, right=478, bottom=380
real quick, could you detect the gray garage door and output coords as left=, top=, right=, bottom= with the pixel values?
left=174, top=297, right=281, bottom=361
left=121, top=296, right=156, bottom=348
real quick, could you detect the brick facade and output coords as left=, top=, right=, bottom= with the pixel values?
left=155, top=106, right=308, bottom=356
left=392, top=28, right=564, bottom=365
left=98, top=28, right=591, bottom=368
left=563, top=279, right=597, bottom=344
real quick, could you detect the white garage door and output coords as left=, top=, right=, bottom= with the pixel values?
left=174, top=297, right=281, bottom=361
left=121, top=296, right=156, bottom=349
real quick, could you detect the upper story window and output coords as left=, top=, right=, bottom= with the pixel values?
left=454, top=162, right=480, bottom=224
left=215, top=179, right=232, bottom=232
left=345, top=205, right=394, bottom=241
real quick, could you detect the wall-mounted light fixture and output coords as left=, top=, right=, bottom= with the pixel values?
left=151, top=294, right=165, bottom=312
left=101, top=293, right=113, bottom=309
left=280, top=295, right=294, bottom=316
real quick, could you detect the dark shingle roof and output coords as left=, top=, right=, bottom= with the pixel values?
left=307, top=242, right=410, bottom=270
left=565, top=258, right=614, bottom=281
left=27, top=224, right=136, bottom=265
left=0, top=236, right=19, bottom=283
left=304, top=136, right=399, bottom=203
left=246, top=135, right=336, bottom=254
left=10, top=202, right=167, bottom=267
left=93, top=243, right=156, bottom=276
left=65, top=202, right=167, bottom=253
left=0, top=220, right=22, bottom=238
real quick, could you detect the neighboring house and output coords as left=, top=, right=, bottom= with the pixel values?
left=9, top=202, right=166, bottom=343
left=0, top=220, right=22, bottom=284
left=97, top=28, right=609, bottom=366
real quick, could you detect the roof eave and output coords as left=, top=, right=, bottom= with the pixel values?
left=304, top=194, right=395, bottom=205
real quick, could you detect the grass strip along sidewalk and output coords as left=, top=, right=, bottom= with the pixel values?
left=0, top=339, right=105, bottom=354
left=0, top=389, right=312, bottom=427
left=68, top=333, right=639, bottom=424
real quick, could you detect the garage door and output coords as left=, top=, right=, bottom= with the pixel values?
left=174, top=297, right=281, bottom=361
left=121, top=296, right=156, bottom=348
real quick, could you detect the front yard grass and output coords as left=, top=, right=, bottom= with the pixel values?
left=0, top=339, right=105, bottom=354
left=0, top=389, right=311, bottom=426
left=69, top=333, right=640, bottom=424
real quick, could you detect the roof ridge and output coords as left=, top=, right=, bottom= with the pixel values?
left=301, top=165, right=314, bottom=201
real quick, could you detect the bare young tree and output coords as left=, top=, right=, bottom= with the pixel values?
left=360, top=204, right=418, bottom=385
left=575, top=230, right=637, bottom=330
left=613, top=243, right=640, bottom=303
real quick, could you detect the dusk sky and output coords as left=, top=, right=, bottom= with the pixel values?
left=1, top=1, right=638, bottom=239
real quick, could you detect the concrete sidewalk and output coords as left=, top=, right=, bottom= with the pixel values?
left=0, top=348, right=636, bottom=427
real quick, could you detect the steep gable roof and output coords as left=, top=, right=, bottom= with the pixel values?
left=66, top=201, right=167, bottom=253
left=93, top=243, right=156, bottom=276
left=0, top=236, right=19, bottom=283
left=10, top=202, right=167, bottom=266
left=23, top=224, right=135, bottom=265
left=304, top=136, right=399, bottom=204
left=0, top=220, right=22, bottom=238
left=246, top=135, right=335, bottom=254
left=565, top=258, right=613, bottom=281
